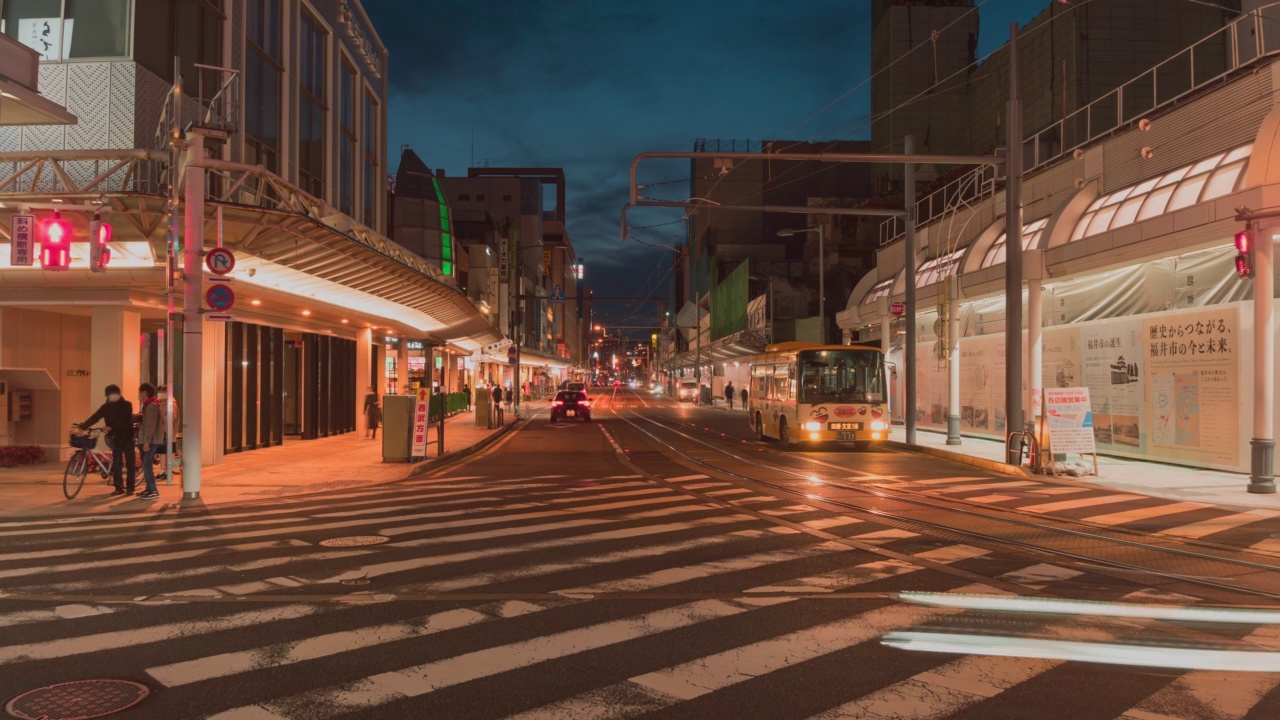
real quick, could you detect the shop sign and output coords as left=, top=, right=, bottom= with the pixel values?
left=1044, top=387, right=1096, bottom=455
left=339, top=1, right=383, bottom=78
left=410, top=388, right=429, bottom=457
left=498, top=238, right=509, bottom=283
left=9, top=215, right=33, bottom=266
left=406, top=340, right=425, bottom=350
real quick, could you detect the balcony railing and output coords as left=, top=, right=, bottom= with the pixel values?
left=880, top=165, right=997, bottom=246
left=879, top=3, right=1280, bottom=247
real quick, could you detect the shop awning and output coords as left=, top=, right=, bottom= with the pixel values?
left=0, top=368, right=60, bottom=391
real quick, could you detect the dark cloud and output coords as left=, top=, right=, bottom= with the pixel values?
left=362, top=0, right=1046, bottom=329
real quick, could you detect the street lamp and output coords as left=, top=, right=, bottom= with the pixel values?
left=778, top=225, right=826, bottom=344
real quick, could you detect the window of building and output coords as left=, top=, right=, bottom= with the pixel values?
left=458, top=194, right=471, bottom=201
left=298, top=12, right=327, bottom=199
left=3, top=0, right=130, bottom=60
left=245, top=0, right=281, bottom=174
left=476, top=194, right=486, bottom=201
left=177, top=0, right=224, bottom=101
left=503, top=195, right=512, bottom=201
left=362, top=92, right=379, bottom=227
left=861, top=279, right=894, bottom=306
left=916, top=249, right=964, bottom=288
left=982, top=217, right=1049, bottom=268
left=1071, top=144, right=1252, bottom=243
left=338, top=59, right=357, bottom=216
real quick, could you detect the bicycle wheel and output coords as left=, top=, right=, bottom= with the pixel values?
left=63, top=451, right=88, bottom=500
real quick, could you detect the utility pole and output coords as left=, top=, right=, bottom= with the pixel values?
left=1005, top=22, right=1026, bottom=450
left=904, top=135, right=918, bottom=445
left=818, top=223, right=826, bottom=344
left=182, top=128, right=207, bottom=499
left=696, top=291, right=704, bottom=405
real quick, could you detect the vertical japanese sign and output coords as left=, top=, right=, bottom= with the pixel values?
left=9, top=215, right=33, bottom=266
left=498, top=238, right=509, bottom=283
left=1044, top=387, right=1096, bottom=454
left=1142, top=306, right=1240, bottom=468
left=543, top=249, right=552, bottom=278
left=410, top=388, right=430, bottom=457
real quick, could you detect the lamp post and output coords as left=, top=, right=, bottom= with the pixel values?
left=778, top=225, right=825, bottom=344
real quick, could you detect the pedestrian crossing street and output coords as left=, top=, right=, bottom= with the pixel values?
left=2, top=471, right=1279, bottom=719
left=874, top=474, right=1280, bottom=551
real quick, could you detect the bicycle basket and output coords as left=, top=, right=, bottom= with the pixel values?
left=69, top=433, right=98, bottom=450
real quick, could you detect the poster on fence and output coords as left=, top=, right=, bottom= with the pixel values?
left=1044, top=387, right=1096, bottom=455
left=410, top=388, right=430, bottom=457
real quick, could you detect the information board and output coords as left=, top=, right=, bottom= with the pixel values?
left=410, top=388, right=430, bottom=457
left=1044, top=387, right=1096, bottom=455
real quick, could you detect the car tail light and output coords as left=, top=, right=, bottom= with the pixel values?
left=553, top=400, right=563, bottom=406
left=581, top=401, right=591, bottom=407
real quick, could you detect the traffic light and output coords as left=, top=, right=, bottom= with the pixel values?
left=38, top=212, right=71, bottom=271
left=89, top=216, right=112, bottom=272
left=1235, top=227, right=1254, bottom=279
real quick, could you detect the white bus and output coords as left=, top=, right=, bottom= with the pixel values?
left=747, top=342, right=888, bottom=450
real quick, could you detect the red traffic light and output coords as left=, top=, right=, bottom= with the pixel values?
left=89, top=218, right=112, bottom=272
left=1236, top=231, right=1252, bottom=253
left=1236, top=254, right=1253, bottom=279
left=39, top=213, right=71, bottom=271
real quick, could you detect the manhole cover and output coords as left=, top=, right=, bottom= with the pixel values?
left=5, top=679, right=149, bottom=719
left=341, top=578, right=371, bottom=586
left=319, top=535, right=389, bottom=547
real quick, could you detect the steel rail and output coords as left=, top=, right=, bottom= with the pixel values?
left=615, top=409, right=1280, bottom=603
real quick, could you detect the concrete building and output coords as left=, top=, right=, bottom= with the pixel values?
left=0, top=0, right=498, bottom=468
left=840, top=4, right=1280, bottom=480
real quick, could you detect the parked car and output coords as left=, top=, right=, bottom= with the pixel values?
left=551, top=390, right=592, bottom=422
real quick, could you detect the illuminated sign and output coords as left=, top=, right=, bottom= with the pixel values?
left=339, top=1, right=384, bottom=78
left=406, top=340, right=425, bottom=350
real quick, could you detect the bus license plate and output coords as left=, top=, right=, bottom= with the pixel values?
left=837, top=432, right=858, bottom=441
left=829, top=422, right=862, bottom=430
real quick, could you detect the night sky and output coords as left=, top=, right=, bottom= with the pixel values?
left=362, top=0, right=1047, bottom=327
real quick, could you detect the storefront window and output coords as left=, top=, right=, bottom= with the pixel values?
left=363, top=92, right=379, bottom=227
left=338, top=59, right=356, bottom=216
left=3, top=0, right=130, bottom=60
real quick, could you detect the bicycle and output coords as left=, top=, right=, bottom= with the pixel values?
left=64, top=427, right=113, bottom=499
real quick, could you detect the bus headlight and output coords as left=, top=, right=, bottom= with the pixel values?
left=809, top=432, right=820, bottom=440
left=871, top=420, right=888, bottom=431
left=803, top=421, right=822, bottom=432
left=872, top=432, right=882, bottom=439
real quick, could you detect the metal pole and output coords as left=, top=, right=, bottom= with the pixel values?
left=880, top=315, right=891, bottom=419
left=1028, top=273, right=1044, bottom=464
left=1250, top=227, right=1276, bottom=493
left=181, top=129, right=205, bottom=499
left=904, top=135, right=918, bottom=445
left=164, top=58, right=181, bottom=486
left=946, top=280, right=961, bottom=445
left=818, top=224, right=826, bottom=345
left=1005, top=21, right=1026, bottom=449
left=696, top=291, right=703, bottom=404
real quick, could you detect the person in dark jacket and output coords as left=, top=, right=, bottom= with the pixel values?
left=80, top=384, right=136, bottom=496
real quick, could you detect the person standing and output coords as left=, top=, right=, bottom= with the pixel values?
left=155, top=385, right=178, bottom=480
left=363, top=386, right=379, bottom=438
left=462, top=383, right=471, bottom=412
left=80, top=384, right=136, bottom=497
left=492, top=383, right=504, bottom=425
left=740, top=386, right=748, bottom=411
left=725, top=382, right=735, bottom=410
left=136, top=384, right=164, bottom=500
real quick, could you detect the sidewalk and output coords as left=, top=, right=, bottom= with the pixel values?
left=0, top=406, right=528, bottom=518
left=891, top=426, right=1280, bottom=511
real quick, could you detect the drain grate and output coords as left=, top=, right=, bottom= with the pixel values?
left=5, top=680, right=149, bottom=720
left=319, top=535, right=389, bottom=548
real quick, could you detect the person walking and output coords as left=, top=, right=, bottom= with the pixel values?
left=504, top=386, right=514, bottom=417
left=725, top=382, right=735, bottom=410
left=136, top=383, right=164, bottom=500
left=740, top=386, right=748, bottom=411
left=80, top=384, right=136, bottom=497
left=155, top=385, right=178, bottom=480
left=462, top=383, right=472, bottom=412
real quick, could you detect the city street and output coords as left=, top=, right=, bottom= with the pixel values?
left=3, top=390, right=1280, bottom=719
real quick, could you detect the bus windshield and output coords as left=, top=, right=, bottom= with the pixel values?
left=798, top=349, right=884, bottom=404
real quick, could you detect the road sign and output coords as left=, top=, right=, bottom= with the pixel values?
left=889, top=301, right=905, bottom=317
left=550, top=284, right=565, bottom=303
left=9, top=215, right=33, bottom=266
left=206, top=283, right=236, bottom=312
left=205, top=247, right=235, bottom=275
left=507, top=345, right=517, bottom=365
left=411, top=388, right=430, bottom=457
left=206, top=313, right=235, bottom=322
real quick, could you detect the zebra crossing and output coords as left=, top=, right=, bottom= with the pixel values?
left=2, top=466, right=1279, bottom=719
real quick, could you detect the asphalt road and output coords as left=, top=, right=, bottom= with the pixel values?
left=2, top=389, right=1280, bottom=719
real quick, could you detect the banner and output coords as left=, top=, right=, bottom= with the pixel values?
left=711, top=261, right=749, bottom=341
left=410, top=388, right=430, bottom=457
left=1044, top=387, right=1096, bottom=455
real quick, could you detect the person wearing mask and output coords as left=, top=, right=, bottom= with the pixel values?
left=136, top=384, right=164, bottom=500
left=80, top=384, right=136, bottom=496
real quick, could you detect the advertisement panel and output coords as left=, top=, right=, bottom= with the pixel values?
left=1142, top=306, right=1240, bottom=469
left=1044, top=387, right=1097, bottom=455
left=1080, top=319, right=1144, bottom=453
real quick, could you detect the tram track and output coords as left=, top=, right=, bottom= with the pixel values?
left=611, top=407, right=1280, bottom=605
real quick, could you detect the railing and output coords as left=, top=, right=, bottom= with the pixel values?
left=879, top=3, right=1280, bottom=248
left=1023, top=4, right=1280, bottom=173
left=880, top=165, right=997, bottom=246
left=193, top=64, right=240, bottom=135
left=0, top=149, right=167, bottom=196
